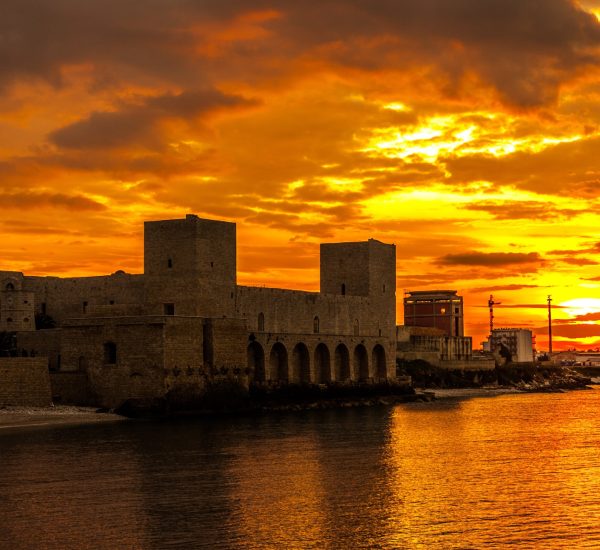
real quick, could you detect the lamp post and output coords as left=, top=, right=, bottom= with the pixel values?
left=547, top=295, right=553, bottom=355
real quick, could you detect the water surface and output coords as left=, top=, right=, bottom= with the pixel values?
left=1, top=389, right=599, bottom=549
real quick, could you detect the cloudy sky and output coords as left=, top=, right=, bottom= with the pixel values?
left=3, top=0, right=600, bottom=350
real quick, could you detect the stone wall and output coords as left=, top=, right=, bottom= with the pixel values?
left=236, top=286, right=379, bottom=336
left=50, top=371, right=91, bottom=405
left=14, top=271, right=145, bottom=326
left=17, top=329, right=61, bottom=370
left=0, top=357, right=52, bottom=406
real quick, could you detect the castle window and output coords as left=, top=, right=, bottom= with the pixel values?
left=383, top=284, right=386, bottom=293
left=164, top=303, right=175, bottom=315
left=167, top=258, right=173, bottom=268
left=341, top=283, right=346, bottom=295
left=258, top=312, right=265, bottom=332
left=83, top=301, right=88, bottom=313
left=210, top=261, right=214, bottom=268
left=5, top=282, right=14, bottom=291
left=78, top=356, right=87, bottom=372
left=6, top=317, right=12, bottom=323
left=109, top=300, right=114, bottom=305
left=313, top=316, right=320, bottom=334
left=354, top=319, right=359, bottom=336
left=104, top=342, right=117, bottom=365
left=41, top=302, right=46, bottom=315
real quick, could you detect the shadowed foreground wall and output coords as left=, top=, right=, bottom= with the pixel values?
left=0, top=357, right=52, bottom=406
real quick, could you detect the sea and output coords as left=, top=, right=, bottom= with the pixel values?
left=1, top=388, right=599, bottom=549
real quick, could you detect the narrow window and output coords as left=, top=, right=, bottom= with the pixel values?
left=83, top=301, right=88, bottom=313
left=164, top=303, right=175, bottom=315
left=383, top=284, right=386, bottom=293
left=167, top=258, right=173, bottom=268
left=258, top=312, right=265, bottom=331
left=313, top=316, right=320, bottom=334
left=210, top=261, right=214, bottom=268
left=41, top=302, right=47, bottom=315
left=341, top=283, right=346, bottom=295
left=354, top=319, right=359, bottom=336
left=104, top=342, right=117, bottom=364
left=5, top=282, right=14, bottom=291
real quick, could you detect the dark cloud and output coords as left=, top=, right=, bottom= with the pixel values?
left=462, top=201, right=587, bottom=220
left=0, top=191, right=105, bottom=211
left=534, top=323, right=600, bottom=338
left=438, top=251, right=542, bottom=266
left=468, top=283, right=540, bottom=292
left=49, top=90, right=256, bottom=150
left=495, top=303, right=566, bottom=309
left=1, top=0, right=599, bottom=108
left=446, top=135, right=600, bottom=197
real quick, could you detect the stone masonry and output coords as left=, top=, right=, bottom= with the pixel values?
left=0, top=214, right=397, bottom=408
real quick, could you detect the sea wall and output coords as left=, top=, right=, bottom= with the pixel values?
left=0, top=357, right=52, bottom=406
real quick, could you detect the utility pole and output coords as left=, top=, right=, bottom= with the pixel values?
left=488, top=294, right=501, bottom=335
left=547, top=295, right=553, bottom=355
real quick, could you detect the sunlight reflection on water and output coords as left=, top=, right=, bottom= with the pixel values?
left=1, top=389, right=599, bottom=549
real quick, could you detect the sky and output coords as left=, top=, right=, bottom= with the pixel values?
left=2, top=0, right=600, bottom=351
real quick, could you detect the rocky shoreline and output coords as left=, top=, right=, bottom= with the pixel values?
left=1, top=366, right=595, bottom=428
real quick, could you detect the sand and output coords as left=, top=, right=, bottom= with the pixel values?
left=0, top=405, right=126, bottom=431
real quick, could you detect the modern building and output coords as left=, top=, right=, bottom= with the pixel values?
left=485, top=328, right=534, bottom=364
left=403, top=290, right=464, bottom=337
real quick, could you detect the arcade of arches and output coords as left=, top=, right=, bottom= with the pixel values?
left=246, top=340, right=388, bottom=384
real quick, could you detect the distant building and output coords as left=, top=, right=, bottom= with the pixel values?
left=403, top=290, right=464, bottom=337
left=486, top=328, right=534, bottom=364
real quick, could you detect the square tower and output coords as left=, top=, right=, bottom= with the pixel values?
left=320, top=239, right=396, bottom=338
left=143, top=214, right=236, bottom=318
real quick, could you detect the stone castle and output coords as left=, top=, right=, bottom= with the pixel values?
left=0, top=214, right=397, bottom=407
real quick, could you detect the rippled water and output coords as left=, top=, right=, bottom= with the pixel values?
left=1, top=389, right=599, bottom=549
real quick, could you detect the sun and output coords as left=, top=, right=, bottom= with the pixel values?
left=560, top=298, right=600, bottom=317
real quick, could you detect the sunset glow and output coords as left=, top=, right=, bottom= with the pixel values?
left=3, top=0, right=600, bottom=350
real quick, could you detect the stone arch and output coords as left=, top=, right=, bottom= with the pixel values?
left=5, top=282, right=14, bottom=291
left=291, top=342, right=311, bottom=384
left=247, top=341, right=265, bottom=382
left=372, top=344, right=387, bottom=380
left=353, top=344, right=369, bottom=381
left=314, top=343, right=331, bottom=384
left=269, top=342, right=288, bottom=382
left=334, top=344, right=351, bottom=382
left=257, top=312, right=265, bottom=332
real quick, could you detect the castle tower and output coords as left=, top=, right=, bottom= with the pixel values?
left=143, top=214, right=237, bottom=318
left=1, top=275, right=35, bottom=332
left=320, top=239, right=396, bottom=339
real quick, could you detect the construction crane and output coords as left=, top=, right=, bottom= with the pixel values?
left=488, top=294, right=501, bottom=335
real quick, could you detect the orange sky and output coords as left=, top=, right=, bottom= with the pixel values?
left=2, top=0, right=600, bottom=351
